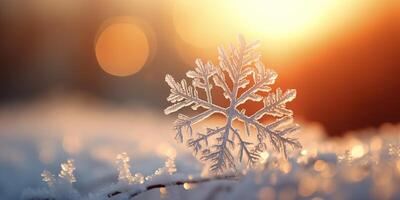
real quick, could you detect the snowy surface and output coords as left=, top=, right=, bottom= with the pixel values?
left=1, top=94, right=400, bottom=200
left=0, top=94, right=196, bottom=199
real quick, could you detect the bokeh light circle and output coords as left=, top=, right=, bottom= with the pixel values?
left=95, top=17, right=150, bottom=77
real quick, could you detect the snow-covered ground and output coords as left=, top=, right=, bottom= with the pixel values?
left=0, top=94, right=195, bottom=199
left=1, top=94, right=400, bottom=200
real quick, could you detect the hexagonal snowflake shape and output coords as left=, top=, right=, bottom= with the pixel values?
left=165, top=35, right=301, bottom=172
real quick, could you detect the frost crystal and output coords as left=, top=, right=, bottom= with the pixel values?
left=338, top=150, right=353, bottom=164
left=165, top=156, right=177, bottom=175
left=165, top=35, right=301, bottom=172
left=41, top=170, right=56, bottom=187
left=58, top=159, right=76, bottom=183
left=39, top=160, right=76, bottom=187
left=116, top=152, right=144, bottom=184
left=152, top=155, right=177, bottom=177
left=388, top=144, right=400, bottom=157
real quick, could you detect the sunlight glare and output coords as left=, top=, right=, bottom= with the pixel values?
left=173, top=0, right=369, bottom=51
left=351, top=145, right=365, bottom=158
left=233, top=0, right=329, bottom=39
left=173, top=0, right=238, bottom=48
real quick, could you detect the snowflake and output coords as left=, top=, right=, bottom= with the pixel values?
left=164, top=35, right=301, bottom=172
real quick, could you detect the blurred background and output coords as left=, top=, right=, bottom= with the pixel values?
left=0, top=0, right=399, bottom=135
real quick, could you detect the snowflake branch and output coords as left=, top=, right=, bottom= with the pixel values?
left=236, top=112, right=301, bottom=158
left=218, top=35, right=255, bottom=101
left=235, top=68, right=277, bottom=105
left=187, top=59, right=216, bottom=103
left=203, top=118, right=235, bottom=172
left=174, top=109, right=217, bottom=142
left=230, top=127, right=259, bottom=164
left=204, top=78, right=213, bottom=104
left=213, top=69, right=232, bottom=100
left=165, top=74, right=226, bottom=115
left=251, top=88, right=296, bottom=120
left=214, top=121, right=234, bottom=172
left=188, top=126, right=225, bottom=154
left=169, top=88, right=225, bottom=113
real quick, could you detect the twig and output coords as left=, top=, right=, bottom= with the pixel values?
left=24, top=175, right=240, bottom=200
left=107, top=174, right=240, bottom=199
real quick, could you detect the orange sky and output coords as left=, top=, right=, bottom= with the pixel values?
left=0, top=0, right=399, bottom=135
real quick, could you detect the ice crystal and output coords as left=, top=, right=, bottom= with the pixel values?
left=116, top=152, right=144, bottom=184
left=388, top=144, right=400, bottom=157
left=338, top=150, right=353, bottom=164
left=41, top=170, right=56, bottom=187
left=165, top=156, right=177, bottom=175
left=58, top=159, right=76, bottom=183
left=30, top=160, right=80, bottom=200
left=165, top=35, right=301, bottom=172
left=151, top=155, right=177, bottom=178
left=40, top=160, right=76, bottom=186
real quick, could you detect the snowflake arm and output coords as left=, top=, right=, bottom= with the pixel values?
left=213, top=68, right=232, bottom=100
left=188, top=126, right=225, bottom=154
left=251, top=88, right=297, bottom=120
left=237, top=112, right=301, bottom=158
left=173, top=110, right=215, bottom=142
left=165, top=74, right=225, bottom=142
left=230, top=127, right=259, bottom=164
left=204, top=121, right=236, bottom=172
left=187, top=59, right=216, bottom=103
left=235, top=62, right=277, bottom=105
left=164, top=74, right=225, bottom=115
left=217, top=35, right=260, bottom=99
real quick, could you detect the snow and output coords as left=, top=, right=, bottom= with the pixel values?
left=0, top=94, right=194, bottom=199
left=0, top=94, right=400, bottom=199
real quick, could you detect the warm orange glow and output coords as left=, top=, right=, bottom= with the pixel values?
left=233, top=0, right=374, bottom=54
left=62, top=135, right=82, bottom=155
left=173, top=0, right=370, bottom=51
left=396, top=160, right=400, bottom=174
left=183, top=182, right=195, bottom=190
left=173, top=0, right=238, bottom=48
left=313, top=160, right=327, bottom=172
left=258, top=187, right=275, bottom=200
left=159, top=187, right=168, bottom=197
left=279, top=161, right=292, bottom=174
left=298, top=176, right=318, bottom=197
left=234, top=0, right=328, bottom=37
left=95, top=19, right=149, bottom=76
left=259, top=151, right=269, bottom=163
left=370, top=136, right=383, bottom=152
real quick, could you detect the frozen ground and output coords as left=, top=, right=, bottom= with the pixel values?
left=1, top=94, right=400, bottom=200
left=0, top=94, right=196, bottom=199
